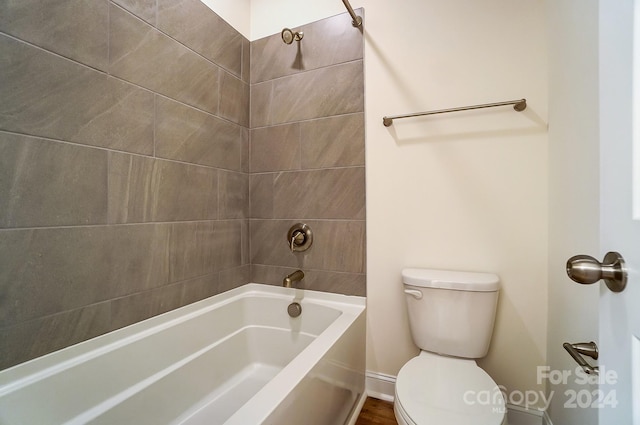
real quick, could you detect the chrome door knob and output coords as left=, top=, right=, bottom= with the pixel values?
left=566, top=251, right=627, bottom=293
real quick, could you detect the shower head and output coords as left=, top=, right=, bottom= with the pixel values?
left=281, top=28, right=304, bottom=44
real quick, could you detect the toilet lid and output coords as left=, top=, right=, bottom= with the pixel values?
left=395, top=352, right=506, bottom=425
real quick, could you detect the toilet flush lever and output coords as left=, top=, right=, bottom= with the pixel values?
left=404, top=289, right=423, bottom=300
left=563, top=341, right=599, bottom=375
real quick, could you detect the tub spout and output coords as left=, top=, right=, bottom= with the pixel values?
left=283, top=270, right=304, bottom=288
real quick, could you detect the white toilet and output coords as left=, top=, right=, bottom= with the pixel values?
left=394, top=268, right=507, bottom=425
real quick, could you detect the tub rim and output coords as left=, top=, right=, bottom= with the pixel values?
left=0, top=284, right=366, bottom=413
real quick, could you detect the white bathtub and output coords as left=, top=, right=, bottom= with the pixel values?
left=0, top=284, right=366, bottom=425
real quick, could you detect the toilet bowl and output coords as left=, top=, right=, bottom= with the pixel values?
left=394, top=352, right=507, bottom=425
left=395, top=268, right=507, bottom=425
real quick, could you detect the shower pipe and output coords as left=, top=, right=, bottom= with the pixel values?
left=342, top=0, right=362, bottom=27
left=382, top=98, right=527, bottom=127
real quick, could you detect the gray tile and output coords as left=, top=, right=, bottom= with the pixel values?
left=155, top=96, right=242, bottom=170
left=241, top=219, right=250, bottom=265
left=249, top=81, right=273, bottom=128
left=251, top=265, right=365, bottom=296
left=251, top=11, right=363, bottom=84
left=0, top=133, right=108, bottom=228
left=109, top=4, right=220, bottom=114
left=212, top=220, right=244, bottom=272
left=300, top=114, right=365, bottom=169
left=110, top=283, right=183, bottom=330
left=0, top=224, right=171, bottom=327
left=250, top=60, right=364, bottom=127
left=179, top=273, right=220, bottom=306
left=250, top=123, right=300, bottom=172
left=241, top=127, right=250, bottom=173
left=272, top=168, right=365, bottom=219
left=218, top=265, right=251, bottom=293
left=168, top=220, right=242, bottom=283
left=157, top=0, right=242, bottom=76
left=249, top=174, right=274, bottom=218
left=112, top=0, right=157, bottom=25
left=0, top=302, right=111, bottom=371
left=168, top=222, right=215, bottom=283
left=108, top=153, right=218, bottom=223
left=0, top=0, right=109, bottom=71
left=250, top=220, right=365, bottom=273
left=219, top=171, right=249, bottom=219
left=218, top=71, right=250, bottom=126
left=242, top=37, right=250, bottom=83
left=301, top=269, right=366, bottom=296
left=0, top=35, right=154, bottom=154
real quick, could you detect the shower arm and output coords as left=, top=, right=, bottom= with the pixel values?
left=341, top=0, right=362, bottom=27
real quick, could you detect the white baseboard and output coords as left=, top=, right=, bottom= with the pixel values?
left=365, top=370, right=551, bottom=425
left=506, top=403, right=546, bottom=425
left=365, top=370, right=395, bottom=402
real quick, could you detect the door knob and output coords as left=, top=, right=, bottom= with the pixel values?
left=566, top=251, right=627, bottom=293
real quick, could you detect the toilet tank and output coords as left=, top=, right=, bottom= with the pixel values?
left=402, top=268, right=499, bottom=359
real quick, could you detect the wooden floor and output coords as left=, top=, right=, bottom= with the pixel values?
left=355, top=397, right=398, bottom=425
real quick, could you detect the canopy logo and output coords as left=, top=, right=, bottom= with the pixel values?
left=462, top=366, right=619, bottom=411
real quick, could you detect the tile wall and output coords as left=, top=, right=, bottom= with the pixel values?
left=0, top=1, right=365, bottom=370
left=249, top=11, right=366, bottom=296
left=0, top=0, right=250, bottom=370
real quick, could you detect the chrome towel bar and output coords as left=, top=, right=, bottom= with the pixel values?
left=341, top=0, right=362, bottom=27
left=382, top=98, right=527, bottom=127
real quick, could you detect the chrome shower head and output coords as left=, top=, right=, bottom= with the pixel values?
left=281, top=28, right=304, bottom=44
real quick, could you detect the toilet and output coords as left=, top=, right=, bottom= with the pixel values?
left=394, top=268, right=507, bottom=425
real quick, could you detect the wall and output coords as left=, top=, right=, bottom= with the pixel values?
left=200, top=0, right=250, bottom=38
left=1, top=1, right=549, bottom=409
left=248, top=13, right=366, bottom=295
left=0, top=0, right=251, bottom=370
left=251, top=0, right=549, bottom=406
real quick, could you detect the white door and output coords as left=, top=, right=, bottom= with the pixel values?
left=597, top=0, right=640, bottom=423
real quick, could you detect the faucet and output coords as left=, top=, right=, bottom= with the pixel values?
left=283, top=270, right=304, bottom=288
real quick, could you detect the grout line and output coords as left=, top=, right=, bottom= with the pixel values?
left=0, top=218, right=249, bottom=233
left=153, top=94, right=157, bottom=158
left=0, top=130, right=245, bottom=173
left=249, top=111, right=365, bottom=131
left=247, top=218, right=366, bottom=223
left=109, top=1, right=243, bottom=79
left=0, top=269, right=234, bottom=332
left=1, top=24, right=248, bottom=131
left=250, top=165, right=366, bottom=175
left=107, top=1, right=111, bottom=75
left=249, top=58, right=364, bottom=87
left=0, top=31, right=107, bottom=75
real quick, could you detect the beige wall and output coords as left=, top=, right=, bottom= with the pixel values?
left=215, top=0, right=550, bottom=405
left=362, top=0, right=549, bottom=403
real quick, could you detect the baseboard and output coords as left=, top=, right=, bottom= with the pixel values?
left=365, top=370, right=395, bottom=402
left=506, top=403, right=549, bottom=425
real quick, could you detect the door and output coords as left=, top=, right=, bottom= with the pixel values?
left=598, top=0, right=640, bottom=423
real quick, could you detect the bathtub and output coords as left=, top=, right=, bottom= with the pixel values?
left=0, top=284, right=366, bottom=425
